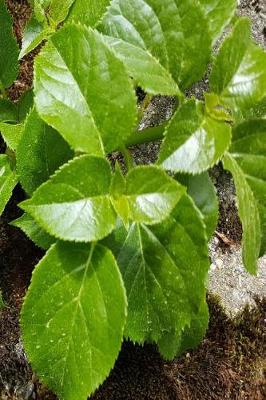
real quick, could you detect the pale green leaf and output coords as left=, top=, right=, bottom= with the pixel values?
left=199, top=0, right=237, bottom=43
left=177, top=172, right=218, bottom=239
left=210, top=18, right=266, bottom=114
left=34, top=24, right=137, bottom=155
left=99, top=0, right=211, bottom=89
left=124, top=166, right=185, bottom=225
left=0, top=122, right=23, bottom=151
left=67, top=0, right=110, bottom=27
left=32, top=0, right=75, bottom=25
left=158, top=99, right=232, bottom=174
left=11, top=213, right=55, bottom=249
left=17, top=108, right=74, bottom=195
left=21, top=242, right=127, bottom=400
left=223, top=153, right=260, bottom=274
left=0, top=154, right=17, bottom=216
left=103, top=36, right=180, bottom=96
left=106, top=194, right=209, bottom=358
left=20, top=155, right=117, bottom=242
left=19, top=17, right=52, bottom=60
left=0, top=0, right=19, bottom=89
left=230, top=119, right=266, bottom=256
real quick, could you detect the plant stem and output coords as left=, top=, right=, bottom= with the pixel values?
left=125, top=123, right=167, bottom=148
left=120, top=146, right=134, bottom=171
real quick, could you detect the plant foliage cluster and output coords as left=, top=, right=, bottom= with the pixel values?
left=0, top=0, right=265, bottom=399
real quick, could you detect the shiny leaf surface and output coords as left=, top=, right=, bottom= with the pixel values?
left=20, top=156, right=117, bottom=242
left=21, top=242, right=127, bottom=400
left=0, top=155, right=17, bottom=216
left=158, top=99, right=232, bottom=174
left=100, top=0, right=211, bottom=88
left=34, top=24, right=137, bottom=155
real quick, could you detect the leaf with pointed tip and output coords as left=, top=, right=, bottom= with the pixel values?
left=99, top=0, right=211, bottom=89
left=199, top=0, right=236, bottom=43
left=158, top=99, right=232, bottom=174
left=21, top=242, right=127, bottom=400
left=0, top=155, right=17, bottom=216
left=229, top=119, right=266, bottom=257
left=223, top=153, right=260, bottom=274
left=11, top=213, right=55, bottom=249
left=67, top=0, right=110, bottom=27
left=17, top=109, right=74, bottom=195
left=177, top=172, right=218, bottom=239
left=103, top=36, right=180, bottom=96
left=124, top=166, right=185, bottom=225
left=34, top=24, right=137, bottom=155
left=210, top=18, right=266, bottom=114
left=0, top=0, right=19, bottom=89
left=106, top=194, right=209, bottom=358
left=32, top=0, right=75, bottom=25
left=0, top=122, right=23, bottom=151
left=19, top=17, right=52, bottom=60
left=20, top=156, right=117, bottom=242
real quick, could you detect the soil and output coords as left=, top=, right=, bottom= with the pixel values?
left=0, top=1, right=266, bottom=399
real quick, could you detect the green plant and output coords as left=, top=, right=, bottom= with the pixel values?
left=0, top=0, right=265, bottom=399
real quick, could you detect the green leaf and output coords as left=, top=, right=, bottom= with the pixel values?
left=177, top=172, right=218, bottom=239
left=11, top=213, right=55, bottom=249
left=106, top=194, right=209, bottom=359
left=17, top=108, right=74, bottom=195
left=158, top=99, right=232, bottom=174
left=32, top=0, right=75, bottom=25
left=223, top=153, right=260, bottom=274
left=19, top=17, right=52, bottom=60
left=0, top=122, right=23, bottom=151
left=230, top=119, right=266, bottom=256
left=21, top=241, right=127, bottom=400
left=210, top=18, right=266, bottom=114
left=20, top=155, right=117, bottom=242
left=110, top=164, right=129, bottom=227
left=0, top=154, right=17, bottom=216
left=99, top=0, right=211, bottom=89
left=67, top=0, right=110, bottom=27
left=0, top=98, right=17, bottom=122
left=179, top=294, right=209, bottom=354
left=199, top=0, right=237, bottom=43
left=0, top=0, right=19, bottom=89
left=103, top=36, right=180, bottom=96
left=34, top=24, right=137, bottom=155
left=124, top=166, right=185, bottom=225
left=0, top=291, right=4, bottom=310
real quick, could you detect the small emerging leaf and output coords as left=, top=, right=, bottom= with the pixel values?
left=19, top=17, right=52, bottom=60
left=67, top=0, right=110, bottom=27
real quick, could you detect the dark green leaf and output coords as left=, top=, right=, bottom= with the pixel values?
left=34, top=24, right=137, bottom=155
left=100, top=0, right=211, bottom=89
left=17, top=108, right=74, bottom=195
left=11, top=213, right=55, bottom=249
left=0, top=98, right=17, bottom=122
left=106, top=194, right=209, bottom=359
left=0, top=0, right=19, bottom=89
left=230, top=119, right=266, bottom=256
left=223, top=153, right=260, bottom=274
left=21, top=241, right=127, bottom=400
left=158, top=99, right=232, bottom=174
left=20, top=156, right=117, bottom=242
left=177, top=172, right=218, bottom=239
